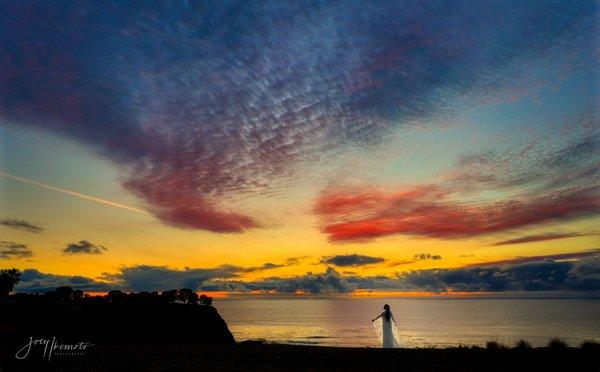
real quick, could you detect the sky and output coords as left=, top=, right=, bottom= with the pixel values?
left=1, top=0, right=599, bottom=295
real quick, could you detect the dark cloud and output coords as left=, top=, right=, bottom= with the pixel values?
left=239, top=257, right=301, bottom=272
left=386, top=253, right=442, bottom=266
left=63, top=240, right=107, bottom=255
left=100, top=264, right=244, bottom=292
left=12, top=251, right=600, bottom=293
left=0, top=241, right=33, bottom=259
left=414, top=253, right=442, bottom=261
left=13, top=269, right=113, bottom=293
left=492, top=232, right=595, bottom=246
left=204, top=253, right=600, bottom=293
left=320, top=254, right=385, bottom=267
left=1, top=1, right=593, bottom=232
left=463, top=249, right=600, bottom=267
left=202, top=267, right=357, bottom=294
left=0, top=218, right=44, bottom=233
left=402, top=255, right=600, bottom=292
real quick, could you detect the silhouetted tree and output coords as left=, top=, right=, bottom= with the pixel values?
left=199, top=294, right=213, bottom=306
left=73, top=289, right=84, bottom=301
left=178, top=288, right=193, bottom=304
left=0, top=268, right=21, bottom=297
left=161, top=289, right=178, bottom=303
left=108, top=290, right=125, bottom=303
left=188, top=292, right=199, bottom=305
left=55, top=286, right=74, bottom=301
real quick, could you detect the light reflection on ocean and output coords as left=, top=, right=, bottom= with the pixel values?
left=215, top=298, right=600, bottom=347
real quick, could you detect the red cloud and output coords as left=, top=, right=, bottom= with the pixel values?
left=315, top=186, right=599, bottom=242
left=124, top=171, right=257, bottom=233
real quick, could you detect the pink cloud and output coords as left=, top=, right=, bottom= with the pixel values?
left=315, top=186, right=599, bottom=242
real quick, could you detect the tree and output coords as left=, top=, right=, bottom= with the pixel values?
left=199, top=294, right=213, bottom=306
left=55, top=286, right=74, bottom=301
left=177, top=288, right=193, bottom=304
left=107, top=290, right=125, bottom=302
left=161, top=289, right=178, bottom=303
left=0, top=268, right=21, bottom=297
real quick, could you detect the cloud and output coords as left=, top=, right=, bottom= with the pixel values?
left=14, top=269, right=113, bottom=293
left=316, top=185, right=599, bottom=242
left=202, top=267, right=358, bottom=294
left=463, top=249, right=600, bottom=267
left=414, top=253, right=442, bottom=261
left=240, top=257, right=302, bottom=272
left=99, top=258, right=299, bottom=292
left=320, top=254, right=385, bottom=267
left=0, top=241, right=33, bottom=259
left=1, top=1, right=594, bottom=233
left=387, top=253, right=442, bottom=266
left=12, top=250, right=600, bottom=293
left=315, top=129, right=600, bottom=243
left=402, top=254, right=600, bottom=292
left=99, top=264, right=244, bottom=292
left=0, top=218, right=44, bottom=233
left=63, top=240, right=107, bottom=255
left=204, top=252, right=600, bottom=293
left=492, top=232, right=595, bottom=246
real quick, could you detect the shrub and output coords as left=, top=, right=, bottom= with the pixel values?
left=548, top=337, right=568, bottom=349
left=580, top=340, right=600, bottom=351
left=486, top=340, right=507, bottom=350
left=514, top=339, right=532, bottom=349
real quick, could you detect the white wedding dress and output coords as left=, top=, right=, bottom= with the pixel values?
left=373, top=310, right=401, bottom=348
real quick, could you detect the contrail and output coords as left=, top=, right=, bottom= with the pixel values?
left=0, top=171, right=149, bottom=214
left=0, top=170, right=287, bottom=256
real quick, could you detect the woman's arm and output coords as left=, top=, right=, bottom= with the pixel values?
left=371, top=312, right=384, bottom=322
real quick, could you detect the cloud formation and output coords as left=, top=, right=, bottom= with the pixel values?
left=63, top=240, right=107, bottom=255
left=1, top=1, right=594, bottom=233
left=14, top=269, right=113, bottom=293
left=491, top=232, right=595, bottom=246
left=203, top=267, right=358, bottom=294
left=316, top=186, right=599, bottom=242
left=414, top=253, right=442, bottom=261
left=402, top=254, right=600, bottom=292
left=0, top=241, right=33, bottom=259
left=13, top=250, right=600, bottom=293
left=98, top=258, right=299, bottom=291
left=205, top=252, right=600, bottom=293
left=316, top=131, right=600, bottom=242
left=320, top=254, right=385, bottom=267
left=463, top=249, right=600, bottom=267
left=0, top=218, right=44, bottom=233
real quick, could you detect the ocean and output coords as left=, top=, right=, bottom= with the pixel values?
left=215, top=297, right=600, bottom=348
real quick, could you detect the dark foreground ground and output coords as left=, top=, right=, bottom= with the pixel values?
left=1, top=342, right=598, bottom=372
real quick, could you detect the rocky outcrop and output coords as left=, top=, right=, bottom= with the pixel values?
left=0, top=300, right=235, bottom=345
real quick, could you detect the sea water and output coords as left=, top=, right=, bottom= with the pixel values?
left=215, top=297, right=600, bottom=347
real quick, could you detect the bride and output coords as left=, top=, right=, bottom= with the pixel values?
left=372, top=304, right=401, bottom=348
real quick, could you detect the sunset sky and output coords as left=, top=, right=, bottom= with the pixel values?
left=1, top=1, right=598, bottom=295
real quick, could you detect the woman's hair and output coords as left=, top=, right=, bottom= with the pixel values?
left=383, top=304, right=390, bottom=321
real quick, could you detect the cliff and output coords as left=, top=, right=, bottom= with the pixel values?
left=0, top=300, right=235, bottom=345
